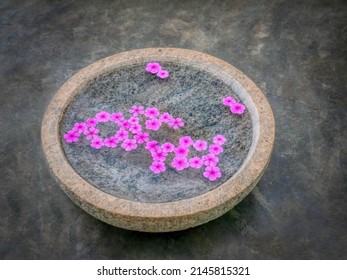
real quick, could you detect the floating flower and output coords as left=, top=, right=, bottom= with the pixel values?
left=84, top=127, right=99, bottom=140
left=145, top=118, right=162, bottom=131
left=145, top=141, right=160, bottom=152
left=110, top=112, right=124, bottom=123
left=120, top=120, right=131, bottom=130
left=91, top=137, right=104, bottom=149
left=161, top=142, right=175, bottom=153
left=85, top=118, right=98, bottom=127
left=157, top=69, right=169, bottom=79
left=174, top=146, right=189, bottom=157
left=72, top=122, right=87, bottom=133
left=171, top=157, right=189, bottom=171
left=146, top=62, right=161, bottom=74
left=134, top=132, right=149, bottom=144
left=104, top=137, right=118, bottom=148
left=150, top=161, right=166, bottom=174
left=95, top=111, right=110, bottom=122
left=179, top=136, right=193, bottom=147
left=144, top=107, right=160, bottom=119
left=203, top=166, right=222, bottom=181
left=129, top=105, right=144, bottom=116
left=128, top=116, right=140, bottom=125
left=193, top=140, right=208, bottom=151
left=189, top=157, right=203, bottom=169
left=230, top=103, right=245, bottom=115
left=213, top=135, right=227, bottom=145
left=151, top=149, right=168, bottom=162
left=114, top=129, right=129, bottom=141
left=121, top=139, right=137, bottom=151
left=159, top=112, right=173, bottom=123
left=222, top=96, right=236, bottom=107
left=202, top=154, right=219, bottom=166
left=168, top=117, right=184, bottom=130
left=209, top=144, right=223, bottom=155
left=64, top=130, right=79, bottom=143
left=129, top=124, right=142, bottom=134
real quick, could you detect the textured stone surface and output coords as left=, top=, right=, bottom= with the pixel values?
left=0, top=0, right=346, bottom=258
left=60, top=62, right=252, bottom=203
left=42, top=48, right=273, bottom=232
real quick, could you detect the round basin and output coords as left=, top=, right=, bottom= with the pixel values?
left=41, top=48, right=275, bottom=232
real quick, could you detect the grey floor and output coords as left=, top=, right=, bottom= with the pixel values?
left=1, top=0, right=346, bottom=259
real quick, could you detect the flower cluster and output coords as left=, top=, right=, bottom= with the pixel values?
left=64, top=106, right=226, bottom=181
left=146, top=62, right=169, bottom=79
left=222, top=96, right=245, bottom=114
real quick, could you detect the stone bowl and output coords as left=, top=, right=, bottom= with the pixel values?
left=41, top=48, right=275, bottom=232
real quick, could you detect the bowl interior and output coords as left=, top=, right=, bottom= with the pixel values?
left=60, top=62, right=253, bottom=203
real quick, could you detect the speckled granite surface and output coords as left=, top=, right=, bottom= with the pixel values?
left=60, top=63, right=252, bottom=203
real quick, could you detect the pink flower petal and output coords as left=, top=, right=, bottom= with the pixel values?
left=193, top=140, right=208, bottom=151
left=161, top=142, right=175, bottom=153
left=95, top=111, right=110, bottom=122
left=150, top=161, right=166, bottom=174
left=209, top=144, right=223, bottom=155
left=146, top=62, right=161, bottom=74
left=222, top=96, right=236, bottom=106
left=213, top=135, right=227, bottom=145
left=171, top=157, right=189, bottom=171
left=174, top=146, right=189, bottom=157
left=144, top=107, right=160, bottom=119
left=179, top=136, right=193, bottom=147
left=157, top=69, right=169, bottom=79
left=189, top=157, right=203, bottom=169
left=230, top=103, right=246, bottom=114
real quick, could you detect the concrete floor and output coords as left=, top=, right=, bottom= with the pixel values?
left=0, top=0, right=346, bottom=259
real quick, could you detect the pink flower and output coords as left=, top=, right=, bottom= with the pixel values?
left=179, top=136, right=194, bottom=147
left=85, top=118, right=98, bottom=127
left=95, top=111, right=110, bottom=122
left=134, top=132, right=149, bottom=144
left=150, top=161, right=166, bottom=174
left=157, top=69, right=169, bottom=79
left=159, top=112, right=173, bottom=123
left=129, top=105, right=144, bottom=116
left=168, top=117, right=184, bottom=130
left=171, top=157, right=189, bottom=171
left=146, top=62, right=161, bottom=74
left=64, top=130, right=79, bottom=143
left=72, top=122, right=87, bottom=133
left=202, top=154, right=219, bottom=166
left=193, top=140, right=208, bottom=151
left=174, top=146, right=189, bottom=157
left=84, top=127, right=99, bottom=140
left=104, top=137, right=118, bottom=148
left=203, top=166, right=222, bottom=181
left=129, top=124, right=142, bottom=134
left=145, top=118, right=162, bottom=131
left=144, top=107, right=160, bottom=119
left=209, top=144, right=223, bottom=155
left=151, top=149, right=168, bottom=162
left=161, top=142, right=175, bottom=153
left=213, top=134, right=227, bottom=145
left=145, top=141, right=160, bottom=152
left=110, top=112, right=124, bottom=124
left=120, top=120, right=131, bottom=130
left=121, top=139, right=137, bottom=151
left=222, top=96, right=236, bottom=106
left=114, top=129, right=129, bottom=141
left=189, top=157, right=203, bottom=169
left=91, top=137, right=104, bottom=149
left=128, top=116, right=139, bottom=125
left=230, top=103, right=246, bottom=114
